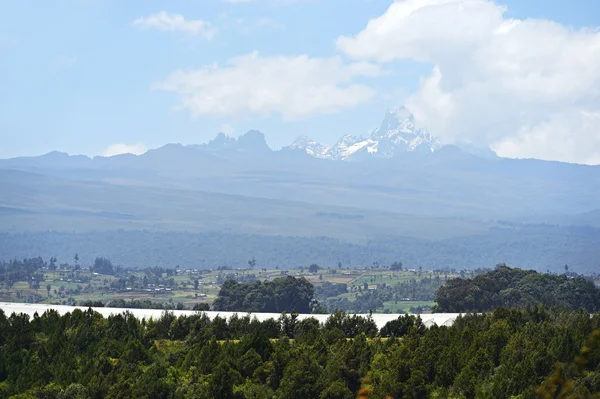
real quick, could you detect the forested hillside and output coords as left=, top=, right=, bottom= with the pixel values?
left=0, top=307, right=599, bottom=398
left=435, top=266, right=600, bottom=312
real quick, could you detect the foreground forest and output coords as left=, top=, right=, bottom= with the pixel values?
left=0, top=307, right=599, bottom=398
left=1, top=262, right=600, bottom=397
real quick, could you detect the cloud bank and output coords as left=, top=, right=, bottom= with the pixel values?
left=337, top=0, right=600, bottom=164
left=155, top=52, right=381, bottom=120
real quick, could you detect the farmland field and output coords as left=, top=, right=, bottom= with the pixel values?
left=0, top=265, right=457, bottom=313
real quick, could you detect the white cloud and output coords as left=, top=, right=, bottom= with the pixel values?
left=133, top=11, right=216, bottom=39
left=155, top=51, right=381, bottom=120
left=337, top=0, right=600, bottom=164
left=103, top=143, right=147, bottom=157
left=337, top=0, right=505, bottom=63
left=493, top=110, right=600, bottom=165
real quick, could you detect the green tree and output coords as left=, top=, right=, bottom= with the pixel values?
left=320, top=381, right=353, bottom=399
left=276, top=355, right=322, bottom=399
left=92, top=257, right=115, bottom=275
left=60, top=383, right=89, bottom=399
left=390, top=261, right=403, bottom=271
left=234, top=380, right=274, bottom=399
left=211, top=360, right=243, bottom=399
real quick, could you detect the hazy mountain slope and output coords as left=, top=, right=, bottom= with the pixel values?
left=0, top=169, right=496, bottom=241
left=1, top=169, right=599, bottom=272
left=2, top=144, right=599, bottom=220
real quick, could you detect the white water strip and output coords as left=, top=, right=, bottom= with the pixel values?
left=0, top=302, right=461, bottom=329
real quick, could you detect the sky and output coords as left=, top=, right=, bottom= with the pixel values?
left=1, top=0, right=599, bottom=164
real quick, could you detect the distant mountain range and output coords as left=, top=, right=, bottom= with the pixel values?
left=0, top=105, right=598, bottom=220
left=1, top=106, right=600, bottom=271
left=182, top=106, right=495, bottom=161
left=2, top=106, right=496, bottom=164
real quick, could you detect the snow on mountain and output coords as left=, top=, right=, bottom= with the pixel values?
left=323, top=134, right=374, bottom=161
left=284, top=106, right=496, bottom=161
left=291, top=106, right=441, bottom=161
left=288, top=135, right=329, bottom=158
left=368, top=106, right=441, bottom=157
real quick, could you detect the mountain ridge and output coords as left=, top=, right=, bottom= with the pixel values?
left=0, top=106, right=496, bottom=163
left=1, top=106, right=599, bottom=223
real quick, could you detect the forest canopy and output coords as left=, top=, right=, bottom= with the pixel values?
left=0, top=307, right=599, bottom=398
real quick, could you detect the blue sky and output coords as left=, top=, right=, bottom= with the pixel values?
left=1, top=0, right=599, bottom=163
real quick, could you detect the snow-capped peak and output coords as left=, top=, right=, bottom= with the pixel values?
left=368, top=107, right=440, bottom=156
left=288, top=135, right=329, bottom=158
left=283, top=106, right=441, bottom=161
